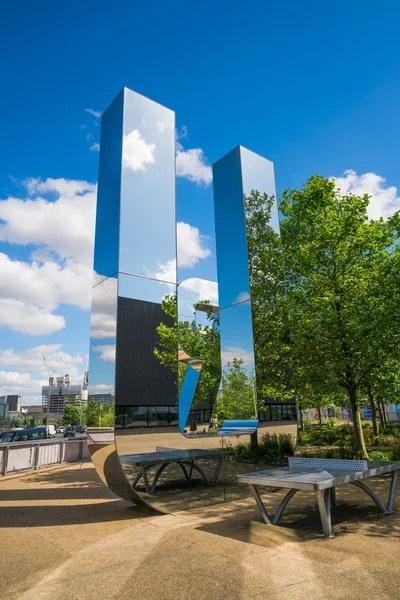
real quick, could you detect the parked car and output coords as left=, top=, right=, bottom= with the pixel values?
left=0, top=427, right=48, bottom=443
left=56, top=427, right=66, bottom=434
left=76, top=425, right=87, bottom=434
left=64, top=426, right=77, bottom=437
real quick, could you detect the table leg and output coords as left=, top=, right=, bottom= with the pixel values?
left=211, top=457, right=223, bottom=486
left=387, top=470, right=398, bottom=513
left=350, top=480, right=388, bottom=514
left=330, top=487, right=337, bottom=507
left=272, top=488, right=298, bottom=525
left=249, top=484, right=272, bottom=525
left=141, top=465, right=152, bottom=495
left=316, top=489, right=333, bottom=538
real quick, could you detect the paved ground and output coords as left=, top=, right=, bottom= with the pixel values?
left=1, top=460, right=399, bottom=600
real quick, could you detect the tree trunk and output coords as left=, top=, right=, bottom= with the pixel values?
left=317, top=407, right=322, bottom=425
left=250, top=429, right=258, bottom=450
left=367, top=385, right=379, bottom=437
left=348, top=387, right=368, bottom=459
left=376, top=401, right=384, bottom=427
left=299, top=409, right=304, bottom=431
left=380, top=401, right=387, bottom=423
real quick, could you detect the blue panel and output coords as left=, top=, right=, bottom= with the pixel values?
left=213, top=147, right=250, bottom=310
left=93, top=90, right=123, bottom=282
left=179, top=364, right=201, bottom=432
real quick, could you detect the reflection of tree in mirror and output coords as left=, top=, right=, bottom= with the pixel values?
left=215, top=358, right=255, bottom=422
left=154, top=293, right=221, bottom=415
left=244, top=191, right=295, bottom=407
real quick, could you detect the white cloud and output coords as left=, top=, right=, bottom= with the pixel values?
left=90, top=143, right=100, bottom=151
left=0, top=177, right=96, bottom=264
left=177, top=222, right=211, bottom=267
left=93, top=344, right=116, bottom=362
left=0, top=370, right=32, bottom=388
left=122, top=129, right=156, bottom=172
left=176, top=145, right=212, bottom=186
left=0, top=299, right=65, bottom=335
left=0, top=344, right=86, bottom=376
left=334, top=170, right=400, bottom=221
left=0, top=253, right=92, bottom=311
left=85, top=108, right=102, bottom=119
left=221, top=346, right=255, bottom=367
left=0, top=344, right=87, bottom=404
left=0, top=178, right=96, bottom=335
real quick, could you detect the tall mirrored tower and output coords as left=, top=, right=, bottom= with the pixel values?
left=88, top=87, right=296, bottom=513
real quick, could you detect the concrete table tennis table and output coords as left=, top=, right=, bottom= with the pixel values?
left=238, top=457, right=400, bottom=537
left=120, top=448, right=227, bottom=495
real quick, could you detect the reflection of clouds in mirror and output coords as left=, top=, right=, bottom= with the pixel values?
left=90, top=312, right=116, bottom=339
left=90, top=274, right=117, bottom=339
left=180, top=278, right=218, bottom=302
left=118, top=273, right=175, bottom=304
left=88, top=383, right=114, bottom=394
left=93, top=344, right=116, bottom=363
left=221, top=346, right=255, bottom=367
left=178, top=278, right=218, bottom=318
left=233, top=291, right=250, bottom=305
left=149, top=221, right=211, bottom=285
left=122, top=129, right=156, bottom=172
left=157, top=120, right=173, bottom=132
left=149, top=258, right=177, bottom=285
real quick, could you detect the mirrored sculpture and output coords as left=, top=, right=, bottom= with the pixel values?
left=88, top=87, right=296, bottom=513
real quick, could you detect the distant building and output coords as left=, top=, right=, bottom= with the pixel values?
left=24, top=405, right=45, bottom=414
left=90, top=393, right=114, bottom=405
left=0, top=394, right=21, bottom=413
left=42, top=374, right=88, bottom=413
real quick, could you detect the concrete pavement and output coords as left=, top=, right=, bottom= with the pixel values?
left=0, top=462, right=399, bottom=600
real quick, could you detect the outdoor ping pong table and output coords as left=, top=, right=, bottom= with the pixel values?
left=238, top=457, right=400, bottom=537
left=120, top=448, right=227, bottom=495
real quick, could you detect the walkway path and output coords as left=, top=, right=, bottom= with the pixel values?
left=0, top=463, right=399, bottom=600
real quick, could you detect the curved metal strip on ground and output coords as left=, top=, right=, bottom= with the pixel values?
left=87, top=431, right=156, bottom=510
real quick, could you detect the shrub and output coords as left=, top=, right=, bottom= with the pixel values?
left=229, top=433, right=295, bottom=463
left=368, top=450, right=391, bottom=461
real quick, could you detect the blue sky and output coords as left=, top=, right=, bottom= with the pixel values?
left=0, top=1, right=399, bottom=404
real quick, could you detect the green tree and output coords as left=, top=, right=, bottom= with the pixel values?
left=10, top=415, right=24, bottom=428
left=62, top=404, right=82, bottom=426
left=362, top=359, right=400, bottom=435
left=280, top=176, right=400, bottom=457
left=85, top=397, right=101, bottom=426
left=215, top=358, right=255, bottom=422
left=99, top=403, right=114, bottom=427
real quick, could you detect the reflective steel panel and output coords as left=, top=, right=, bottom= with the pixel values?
left=213, top=146, right=296, bottom=501
left=177, top=278, right=221, bottom=436
left=88, top=89, right=296, bottom=514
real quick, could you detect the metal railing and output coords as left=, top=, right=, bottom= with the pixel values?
left=0, top=438, right=90, bottom=476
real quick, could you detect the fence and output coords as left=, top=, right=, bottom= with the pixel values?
left=0, top=438, right=90, bottom=476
